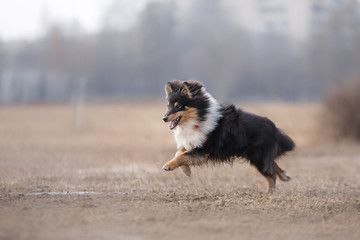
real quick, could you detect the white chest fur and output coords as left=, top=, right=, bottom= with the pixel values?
left=173, top=91, right=222, bottom=151
left=174, top=122, right=206, bottom=150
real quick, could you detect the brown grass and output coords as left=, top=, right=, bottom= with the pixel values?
left=0, top=102, right=359, bottom=240
left=322, top=78, right=360, bottom=141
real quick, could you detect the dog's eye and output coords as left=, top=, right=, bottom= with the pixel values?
left=176, top=104, right=182, bottom=109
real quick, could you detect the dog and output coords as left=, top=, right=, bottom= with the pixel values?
left=162, top=80, right=295, bottom=193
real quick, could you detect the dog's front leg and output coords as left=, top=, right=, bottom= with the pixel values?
left=175, top=147, right=191, bottom=177
left=175, top=147, right=186, bottom=157
left=163, top=148, right=192, bottom=177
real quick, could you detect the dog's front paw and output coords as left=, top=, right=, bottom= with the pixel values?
left=180, top=165, right=191, bottom=177
left=162, top=164, right=173, bottom=171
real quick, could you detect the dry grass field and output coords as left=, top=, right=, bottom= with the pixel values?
left=0, top=102, right=359, bottom=240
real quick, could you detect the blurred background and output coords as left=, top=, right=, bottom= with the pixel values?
left=1, top=0, right=360, bottom=104
left=1, top=2, right=360, bottom=239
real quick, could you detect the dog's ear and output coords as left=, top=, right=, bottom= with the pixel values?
left=181, top=82, right=192, bottom=98
left=186, top=81, right=204, bottom=97
left=165, top=82, right=173, bottom=97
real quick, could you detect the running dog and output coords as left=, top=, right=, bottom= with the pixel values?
left=162, top=80, right=295, bottom=193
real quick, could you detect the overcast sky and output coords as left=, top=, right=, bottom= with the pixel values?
left=0, top=0, right=147, bottom=41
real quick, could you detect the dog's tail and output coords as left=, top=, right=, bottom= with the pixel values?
left=275, top=129, right=295, bottom=157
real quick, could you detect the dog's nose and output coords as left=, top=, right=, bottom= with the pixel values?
left=163, top=116, right=168, bottom=122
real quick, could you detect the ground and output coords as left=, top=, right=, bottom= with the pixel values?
left=0, top=102, right=359, bottom=240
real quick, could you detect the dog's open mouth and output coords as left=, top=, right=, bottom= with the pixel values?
left=169, top=116, right=182, bottom=130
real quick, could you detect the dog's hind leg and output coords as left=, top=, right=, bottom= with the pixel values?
left=253, top=164, right=277, bottom=193
left=274, top=162, right=291, bottom=181
left=249, top=150, right=277, bottom=193
left=265, top=175, right=276, bottom=194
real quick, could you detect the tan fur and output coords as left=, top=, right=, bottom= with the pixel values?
left=166, top=107, right=198, bottom=126
left=166, top=111, right=182, bottom=122
left=265, top=176, right=276, bottom=194
left=274, top=162, right=290, bottom=181
left=175, top=147, right=191, bottom=177
left=165, top=82, right=173, bottom=96
left=163, top=147, right=207, bottom=174
left=179, top=107, right=198, bottom=125
left=180, top=165, right=191, bottom=177
left=175, top=147, right=186, bottom=157
left=180, top=84, right=192, bottom=98
left=163, top=153, right=193, bottom=171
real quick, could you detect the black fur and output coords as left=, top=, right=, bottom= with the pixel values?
left=164, top=80, right=295, bottom=192
left=188, top=105, right=295, bottom=173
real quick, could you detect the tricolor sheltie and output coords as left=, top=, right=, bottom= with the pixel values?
left=162, top=80, right=295, bottom=193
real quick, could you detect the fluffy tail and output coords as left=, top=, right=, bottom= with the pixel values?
left=276, top=129, right=295, bottom=157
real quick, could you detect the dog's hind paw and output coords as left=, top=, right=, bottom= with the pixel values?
left=280, top=174, right=291, bottom=181
left=180, top=165, right=191, bottom=177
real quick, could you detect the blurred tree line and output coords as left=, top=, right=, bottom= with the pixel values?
left=0, top=0, right=360, bottom=103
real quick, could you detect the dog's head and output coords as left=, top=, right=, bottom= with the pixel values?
left=163, top=80, right=205, bottom=130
